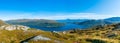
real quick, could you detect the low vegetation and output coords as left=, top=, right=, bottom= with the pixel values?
left=1, top=20, right=120, bottom=43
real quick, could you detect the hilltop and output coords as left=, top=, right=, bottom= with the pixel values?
left=104, top=17, right=120, bottom=23
left=0, top=20, right=8, bottom=26
left=0, top=20, right=30, bottom=31
left=73, top=20, right=112, bottom=29
left=6, top=19, right=65, bottom=28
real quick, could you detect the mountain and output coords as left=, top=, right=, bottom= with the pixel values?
left=104, top=17, right=120, bottom=23
left=6, top=19, right=57, bottom=23
left=6, top=19, right=65, bottom=29
left=56, top=19, right=88, bottom=23
left=71, top=17, right=120, bottom=29
left=0, top=19, right=30, bottom=31
left=0, top=20, right=8, bottom=26
left=73, top=20, right=112, bottom=28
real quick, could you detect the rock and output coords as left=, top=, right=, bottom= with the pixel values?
left=0, top=25, right=30, bottom=31
left=106, top=33, right=117, bottom=38
left=31, top=35, right=51, bottom=41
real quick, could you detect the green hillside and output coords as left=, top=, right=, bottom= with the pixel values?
left=6, top=19, right=65, bottom=28
left=0, top=23, right=120, bottom=43
left=0, top=20, right=8, bottom=26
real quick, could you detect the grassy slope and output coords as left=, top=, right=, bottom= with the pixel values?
left=0, top=29, right=74, bottom=43
left=0, top=23, right=120, bottom=43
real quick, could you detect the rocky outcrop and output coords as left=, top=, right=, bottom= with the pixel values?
left=32, top=35, right=51, bottom=41
left=0, top=25, right=30, bottom=31
left=20, top=35, right=51, bottom=43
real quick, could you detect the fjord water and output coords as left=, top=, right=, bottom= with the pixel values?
left=33, top=23, right=86, bottom=31
left=36, top=20, right=87, bottom=31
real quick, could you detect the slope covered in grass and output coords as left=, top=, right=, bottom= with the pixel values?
left=1, top=20, right=120, bottom=43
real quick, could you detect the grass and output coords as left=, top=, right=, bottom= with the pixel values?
left=0, top=23, right=120, bottom=43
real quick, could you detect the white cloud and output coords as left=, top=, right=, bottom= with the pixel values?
left=35, top=13, right=120, bottom=20
left=0, top=11, right=120, bottom=20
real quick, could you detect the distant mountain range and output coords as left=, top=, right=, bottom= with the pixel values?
left=56, top=19, right=89, bottom=23
left=5, top=17, right=120, bottom=31
left=6, top=19, right=65, bottom=28
left=73, top=20, right=112, bottom=28
left=104, top=17, right=120, bottom=23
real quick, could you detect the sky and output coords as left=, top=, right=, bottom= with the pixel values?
left=0, top=0, right=120, bottom=20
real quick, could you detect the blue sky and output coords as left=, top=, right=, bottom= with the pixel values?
left=0, top=0, right=120, bottom=20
